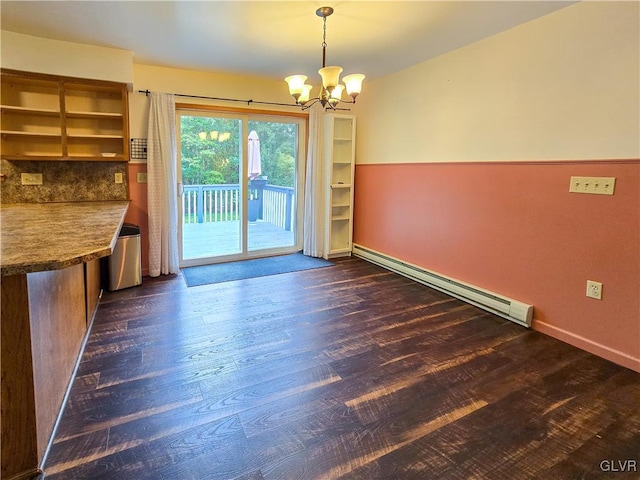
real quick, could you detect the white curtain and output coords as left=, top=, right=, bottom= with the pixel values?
left=147, top=92, right=179, bottom=276
left=303, top=102, right=326, bottom=258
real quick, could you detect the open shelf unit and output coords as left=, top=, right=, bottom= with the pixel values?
left=324, top=113, right=356, bottom=259
left=1, top=69, right=129, bottom=161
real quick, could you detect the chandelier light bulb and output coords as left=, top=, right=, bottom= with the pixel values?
left=342, top=74, right=365, bottom=99
left=328, top=84, right=344, bottom=107
left=284, top=75, right=308, bottom=98
left=331, top=84, right=344, bottom=100
left=319, top=66, right=343, bottom=90
left=299, top=84, right=314, bottom=104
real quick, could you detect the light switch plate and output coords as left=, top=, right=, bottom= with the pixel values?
left=569, top=176, right=616, bottom=195
left=136, top=172, right=147, bottom=183
left=21, top=173, right=43, bottom=185
left=115, top=172, right=123, bottom=184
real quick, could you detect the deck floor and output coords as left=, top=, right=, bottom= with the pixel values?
left=182, top=220, right=296, bottom=260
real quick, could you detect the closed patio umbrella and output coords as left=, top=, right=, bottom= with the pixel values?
left=248, top=130, right=261, bottom=180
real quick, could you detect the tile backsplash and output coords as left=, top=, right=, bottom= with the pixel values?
left=1, top=160, right=128, bottom=203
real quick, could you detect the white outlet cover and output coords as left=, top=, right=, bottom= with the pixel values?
left=586, top=280, right=602, bottom=300
left=21, top=173, right=43, bottom=185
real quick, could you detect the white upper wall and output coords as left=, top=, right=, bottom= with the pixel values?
left=1, top=31, right=134, bottom=85
left=355, top=1, right=640, bottom=164
left=129, top=63, right=299, bottom=138
left=3, top=1, right=637, bottom=164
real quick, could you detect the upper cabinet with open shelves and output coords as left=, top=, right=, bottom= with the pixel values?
left=1, top=69, right=129, bottom=161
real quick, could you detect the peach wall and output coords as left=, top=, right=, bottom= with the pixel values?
left=351, top=1, right=639, bottom=371
left=126, top=163, right=149, bottom=276
left=353, top=160, right=640, bottom=371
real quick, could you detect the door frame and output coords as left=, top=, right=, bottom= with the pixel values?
left=176, top=104, right=308, bottom=267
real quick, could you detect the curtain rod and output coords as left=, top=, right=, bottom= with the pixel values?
left=137, top=89, right=350, bottom=111
left=137, top=89, right=300, bottom=109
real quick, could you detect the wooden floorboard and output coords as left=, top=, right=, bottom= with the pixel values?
left=43, top=257, right=640, bottom=479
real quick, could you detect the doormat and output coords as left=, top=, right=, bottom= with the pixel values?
left=182, top=252, right=334, bottom=287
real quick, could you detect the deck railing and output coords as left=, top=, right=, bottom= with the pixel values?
left=262, top=185, right=295, bottom=231
left=183, top=183, right=295, bottom=231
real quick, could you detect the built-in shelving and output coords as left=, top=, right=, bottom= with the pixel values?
left=0, top=131, right=61, bottom=137
left=324, top=113, right=356, bottom=259
left=1, top=69, right=129, bottom=161
left=66, top=111, right=123, bottom=118
left=1, top=105, right=60, bottom=115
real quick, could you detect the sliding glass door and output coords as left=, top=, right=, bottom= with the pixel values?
left=177, top=109, right=305, bottom=267
left=179, top=113, right=243, bottom=260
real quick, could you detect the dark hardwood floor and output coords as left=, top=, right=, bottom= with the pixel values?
left=43, top=258, right=640, bottom=479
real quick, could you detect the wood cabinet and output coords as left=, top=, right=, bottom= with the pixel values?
left=85, top=258, right=102, bottom=325
left=0, top=200, right=127, bottom=479
left=324, top=114, right=356, bottom=259
left=1, top=265, right=87, bottom=480
left=1, top=261, right=103, bottom=479
left=1, top=69, right=129, bottom=161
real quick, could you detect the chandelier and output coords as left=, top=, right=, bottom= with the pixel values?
left=285, top=6, right=365, bottom=110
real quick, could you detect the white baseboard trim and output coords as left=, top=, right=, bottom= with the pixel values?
left=534, top=320, right=640, bottom=373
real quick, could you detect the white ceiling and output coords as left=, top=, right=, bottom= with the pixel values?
left=1, top=1, right=576, bottom=81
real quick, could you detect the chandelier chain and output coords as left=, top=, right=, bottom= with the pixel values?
left=321, top=16, right=328, bottom=68
left=322, top=15, right=327, bottom=47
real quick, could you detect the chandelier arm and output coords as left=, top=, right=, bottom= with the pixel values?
left=301, top=98, right=320, bottom=111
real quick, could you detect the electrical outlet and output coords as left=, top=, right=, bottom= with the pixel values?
left=586, top=280, right=602, bottom=300
left=21, top=173, right=43, bottom=185
left=115, top=172, right=123, bottom=184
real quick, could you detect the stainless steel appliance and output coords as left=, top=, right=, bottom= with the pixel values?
left=108, top=223, right=142, bottom=291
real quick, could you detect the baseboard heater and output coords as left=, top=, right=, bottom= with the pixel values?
left=352, top=244, right=533, bottom=328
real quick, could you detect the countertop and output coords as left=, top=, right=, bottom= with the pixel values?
left=1, top=201, right=129, bottom=276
